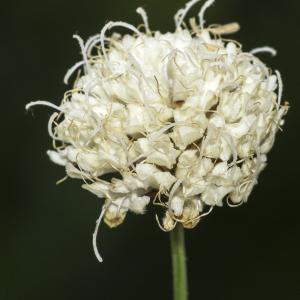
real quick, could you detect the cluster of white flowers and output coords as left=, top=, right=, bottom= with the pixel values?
left=27, top=0, right=288, bottom=262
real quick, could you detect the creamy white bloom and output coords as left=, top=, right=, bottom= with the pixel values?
left=27, top=0, right=289, bottom=262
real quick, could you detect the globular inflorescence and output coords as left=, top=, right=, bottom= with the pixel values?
left=27, top=0, right=289, bottom=262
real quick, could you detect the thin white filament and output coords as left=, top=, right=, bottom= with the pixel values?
left=100, top=22, right=114, bottom=63
left=148, top=123, right=176, bottom=141
left=92, top=205, right=107, bottom=263
left=85, top=35, right=112, bottom=57
left=175, top=0, right=202, bottom=29
left=224, top=134, right=238, bottom=167
left=199, top=205, right=213, bottom=218
left=100, top=21, right=141, bottom=63
left=155, top=214, right=168, bottom=232
left=275, top=70, right=283, bottom=108
left=168, top=179, right=183, bottom=204
left=199, top=0, right=215, bottom=28
left=155, top=214, right=177, bottom=232
left=47, top=112, right=61, bottom=141
left=84, top=33, right=102, bottom=57
left=227, top=198, right=243, bottom=207
left=86, top=36, right=101, bottom=57
left=73, top=35, right=89, bottom=68
left=136, top=7, right=151, bottom=34
left=250, top=46, right=277, bottom=57
left=26, top=101, right=63, bottom=112
left=63, top=61, right=85, bottom=84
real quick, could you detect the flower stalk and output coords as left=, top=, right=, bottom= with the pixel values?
left=170, top=224, right=188, bottom=300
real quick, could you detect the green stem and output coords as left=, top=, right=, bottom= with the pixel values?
left=170, top=224, right=188, bottom=300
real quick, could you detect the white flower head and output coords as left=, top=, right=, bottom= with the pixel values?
left=26, top=0, right=289, bottom=262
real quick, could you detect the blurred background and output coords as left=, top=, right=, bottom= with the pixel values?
left=2, top=0, right=300, bottom=299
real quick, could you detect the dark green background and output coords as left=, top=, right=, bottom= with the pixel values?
left=3, top=0, right=300, bottom=299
